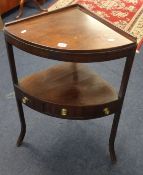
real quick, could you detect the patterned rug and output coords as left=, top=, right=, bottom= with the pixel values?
left=48, top=0, right=143, bottom=50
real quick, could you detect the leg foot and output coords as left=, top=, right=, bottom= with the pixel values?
left=16, top=99, right=26, bottom=147
left=109, top=112, right=121, bottom=163
left=109, top=144, right=117, bottom=164
left=16, top=127, right=26, bottom=147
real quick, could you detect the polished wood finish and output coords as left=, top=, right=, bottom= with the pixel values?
left=15, top=85, right=120, bottom=120
left=20, top=63, right=117, bottom=106
left=5, top=5, right=134, bottom=51
left=0, top=15, right=3, bottom=30
left=0, top=0, right=19, bottom=14
left=4, top=5, right=136, bottom=62
left=4, top=5, right=137, bottom=163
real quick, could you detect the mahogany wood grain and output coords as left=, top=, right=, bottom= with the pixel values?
left=0, top=15, right=3, bottom=30
left=0, top=0, right=19, bottom=14
left=15, top=84, right=120, bottom=120
left=20, top=63, right=117, bottom=106
left=5, top=6, right=133, bottom=51
left=4, top=5, right=137, bottom=62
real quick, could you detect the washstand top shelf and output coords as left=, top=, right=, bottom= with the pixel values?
left=4, top=4, right=137, bottom=62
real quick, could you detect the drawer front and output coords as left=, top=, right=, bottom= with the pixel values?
left=14, top=85, right=121, bottom=120
left=43, top=101, right=120, bottom=120
left=15, top=86, right=44, bottom=113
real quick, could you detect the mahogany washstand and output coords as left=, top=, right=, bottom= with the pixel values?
left=4, top=4, right=137, bottom=163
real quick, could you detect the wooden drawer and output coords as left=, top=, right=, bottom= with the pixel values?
left=14, top=85, right=120, bottom=120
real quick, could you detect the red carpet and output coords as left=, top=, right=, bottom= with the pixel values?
left=49, top=0, right=143, bottom=50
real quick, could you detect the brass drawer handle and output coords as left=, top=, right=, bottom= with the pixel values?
left=103, top=108, right=110, bottom=115
left=61, top=108, right=68, bottom=116
left=22, top=97, right=29, bottom=104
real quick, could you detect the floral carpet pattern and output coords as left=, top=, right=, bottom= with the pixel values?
left=49, top=0, right=143, bottom=50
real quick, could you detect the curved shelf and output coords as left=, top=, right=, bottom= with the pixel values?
left=4, top=4, right=136, bottom=62
left=15, top=63, right=120, bottom=119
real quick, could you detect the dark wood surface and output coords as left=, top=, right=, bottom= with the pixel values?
left=4, top=5, right=137, bottom=62
left=0, top=16, right=3, bottom=30
left=4, top=5, right=134, bottom=51
left=15, top=84, right=120, bottom=120
left=20, top=63, right=117, bottom=106
left=0, top=0, right=19, bottom=14
left=14, top=62, right=119, bottom=120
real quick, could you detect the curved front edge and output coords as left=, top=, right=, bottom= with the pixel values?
left=4, top=32, right=136, bottom=63
left=14, top=85, right=121, bottom=120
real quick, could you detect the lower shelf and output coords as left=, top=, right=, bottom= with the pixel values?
left=15, top=63, right=120, bottom=119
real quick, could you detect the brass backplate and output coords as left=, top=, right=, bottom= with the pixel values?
left=61, top=108, right=68, bottom=116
